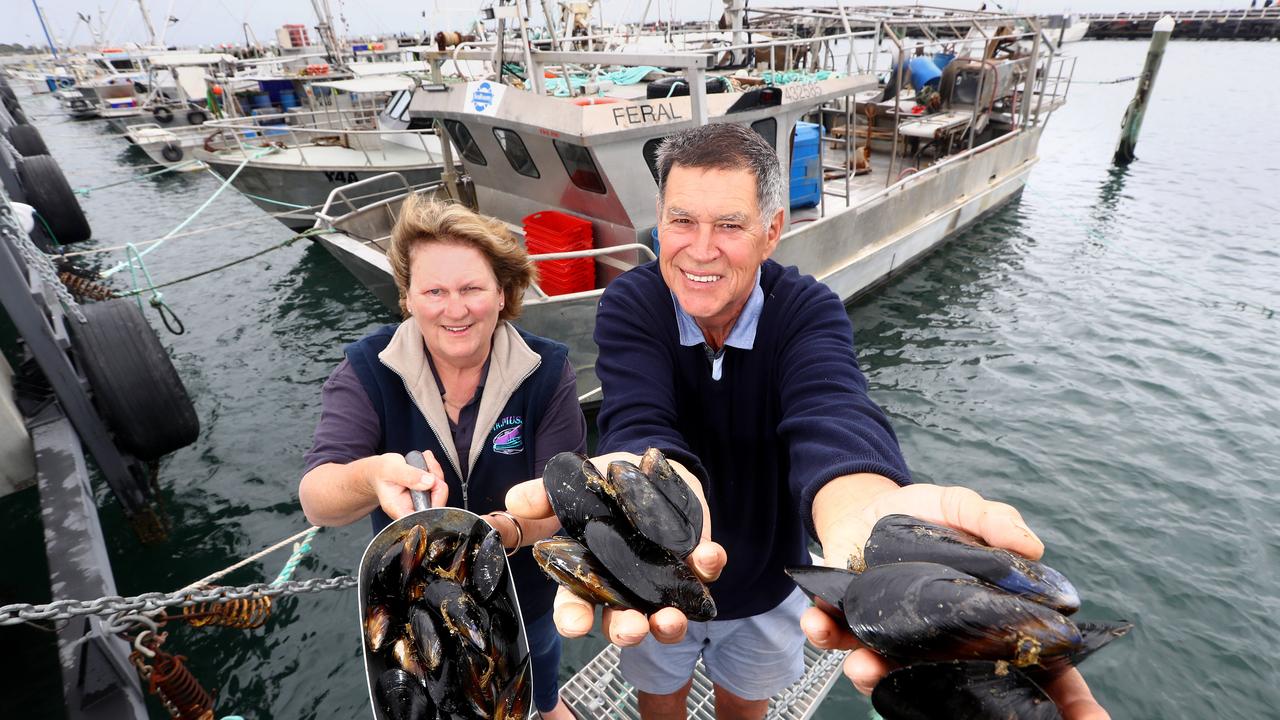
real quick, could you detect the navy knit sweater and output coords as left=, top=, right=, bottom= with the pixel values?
left=594, top=260, right=911, bottom=620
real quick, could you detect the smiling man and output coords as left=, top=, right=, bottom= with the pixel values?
left=590, top=123, right=916, bottom=718
left=506, top=123, right=1109, bottom=720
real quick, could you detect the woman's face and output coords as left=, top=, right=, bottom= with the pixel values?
left=406, top=241, right=504, bottom=370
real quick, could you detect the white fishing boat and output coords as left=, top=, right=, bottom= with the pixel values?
left=194, top=74, right=455, bottom=231
left=314, top=4, right=1075, bottom=399
left=124, top=123, right=207, bottom=170
left=102, top=53, right=236, bottom=136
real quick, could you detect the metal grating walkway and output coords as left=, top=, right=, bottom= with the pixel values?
left=560, top=644, right=847, bottom=720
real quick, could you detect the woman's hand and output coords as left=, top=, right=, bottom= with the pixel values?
left=367, top=450, right=448, bottom=519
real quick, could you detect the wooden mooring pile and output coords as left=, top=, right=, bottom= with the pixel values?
left=1082, top=8, right=1280, bottom=40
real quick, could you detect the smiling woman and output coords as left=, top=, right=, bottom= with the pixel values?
left=297, top=198, right=588, bottom=719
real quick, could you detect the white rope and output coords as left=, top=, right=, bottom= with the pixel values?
left=175, top=526, right=321, bottom=595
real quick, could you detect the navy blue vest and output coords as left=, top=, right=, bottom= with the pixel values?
left=345, top=323, right=568, bottom=620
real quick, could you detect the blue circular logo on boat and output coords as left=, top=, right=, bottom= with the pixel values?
left=472, top=82, right=494, bottom=112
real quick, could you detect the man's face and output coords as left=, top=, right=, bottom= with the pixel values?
left=657, top=164, right=782, bottom=338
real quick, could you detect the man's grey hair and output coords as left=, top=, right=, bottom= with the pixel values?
left=655, top=123, right=785, bottom=226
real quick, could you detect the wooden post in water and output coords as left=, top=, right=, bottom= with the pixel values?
left=1113, top=15, right=1174, bottom=165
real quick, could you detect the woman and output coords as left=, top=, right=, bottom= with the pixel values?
left=299, top=197, right=585, bottom=720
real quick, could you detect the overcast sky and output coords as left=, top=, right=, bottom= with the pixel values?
left=7, top=0, right=1255, bottom=49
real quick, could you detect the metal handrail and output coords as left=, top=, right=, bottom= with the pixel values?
left=525, top=243, right=657, bottom=302
left=316, top=172, right=412, bottom=222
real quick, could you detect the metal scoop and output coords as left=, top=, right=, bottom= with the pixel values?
left=356, top=450, right=531, bottom=719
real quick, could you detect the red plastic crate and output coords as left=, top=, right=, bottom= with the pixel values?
left=524, top=211, right=595, bottom=295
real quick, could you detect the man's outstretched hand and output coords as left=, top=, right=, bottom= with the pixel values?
left=504, top=452, right=726, bottom=645
left=805, top=478, right=1110, bottom=719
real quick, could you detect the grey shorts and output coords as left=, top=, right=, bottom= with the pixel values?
left=618, top=587, right=808, bottom=702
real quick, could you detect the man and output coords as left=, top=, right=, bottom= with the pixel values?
left=507, top=123, right=1108, bottom=719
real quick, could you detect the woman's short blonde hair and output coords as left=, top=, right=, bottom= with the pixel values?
left=388, top=195, right=535, bottom=320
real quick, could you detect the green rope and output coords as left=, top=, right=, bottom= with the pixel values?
left=74, top=160, right=201, bottom=196
left=122, top=243, right=186, bottom=335
left=100, top=148, right=274, bottom=279
left=113, top=229, right=325, bottom=297
left=272, top=526, right=320, bottom=586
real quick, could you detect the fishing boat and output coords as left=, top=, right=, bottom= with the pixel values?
left=314, top=5, right=1075, bottom=400
left=194, top=74, right=455, bottom=231
left=102, top=53, right=236, bottom=136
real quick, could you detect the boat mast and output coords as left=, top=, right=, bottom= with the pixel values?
left=135, top=0, right=159, bottom=46
left=31, top=0, right=60, bottom=58
left=309, top=0, right=347, bottom=69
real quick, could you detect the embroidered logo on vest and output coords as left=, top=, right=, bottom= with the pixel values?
left=491, top=415, right=524, bottom=455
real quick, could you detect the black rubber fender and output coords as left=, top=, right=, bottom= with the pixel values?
left=67, top=299, right=200, bottom=460
left=152, top=105, right=174, bottom=124
left=186, top=109, right=208, bottom=125
left=17, top=154, right=92, bottom=244
left=160, top=142, right=184, bottom=163
left=6, top=124, right=50, bottom=157
left=10, top=105, right=29, bottom=125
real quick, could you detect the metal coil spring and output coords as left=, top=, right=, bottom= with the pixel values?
left=149, top=651, right=214, bottom=720
left=181, top=594, right=272, bottom=629
left=57, top=271, right=116, bottom=301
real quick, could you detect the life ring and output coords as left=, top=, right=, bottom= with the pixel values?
left=186, top=109, right=208, bottom=126
left=572, top=96, right=619, bottom=106
left=160, top=142, right=184, bottom=163
left=153, top=105, right=174, bottom=124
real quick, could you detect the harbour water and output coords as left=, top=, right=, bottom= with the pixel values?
left=3, top=40, right=1278, bottom=718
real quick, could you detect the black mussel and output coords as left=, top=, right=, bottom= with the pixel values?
left=469, top=525, right=506, bottom=601
left=484, top=594, right=521, bottom=681
left=871, top=660, right=1062, bottom=720
left=399, top=525, right=429, bottom=593
left=863, top=514, right=1081, bottom=615
left=409, top=604, right=445, bottom=675
left=785, top=564, right=859, bottom=611
left=420, top=577, right=464, bottom=617
left=639, top=448, right=704, bottom=552
left=369, top=532, right=407, bottom=601
left=460, top=644, right=497, bottom=713
left=845, top=562, right=1083, bottom=669
left=595, top=459, right=700, bottom=559
left=376, top=668, right=433, bottom=720
left=582, top=519, right=717, bottom=621
left=365, top=605, right=394, bottom=653
left=494, top=655, right=532, bottom=720
left=424, top=530, right=469, bottom=582
left=392, top=632, right=427, bottom=682
left=543, top=451, right=615, bottom=538
left=441, top=590, right=491, bottom=654
left=533, top=537, right=648, bottom=609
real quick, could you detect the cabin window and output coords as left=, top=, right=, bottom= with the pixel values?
left=554, top=140, right=607, bottom=194
left=493, top=128, right=540, bottom=178
left=385, top=90, right=412, bottom=120
left=642, top=137, right=666, bottom=185
left=751, top=118, right=777, bottom=150
left=442, top=119, right=487, bottom=165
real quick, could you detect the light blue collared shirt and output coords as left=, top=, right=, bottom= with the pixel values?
left=672, top=268, right=763, bottom=381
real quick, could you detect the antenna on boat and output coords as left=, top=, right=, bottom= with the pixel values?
left=31, top=0, right=60, bottom=58
left=135, top=0, right=159, bottom=46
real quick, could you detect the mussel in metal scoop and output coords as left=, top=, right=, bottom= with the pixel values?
left=357, top=451, right=531, bottom=720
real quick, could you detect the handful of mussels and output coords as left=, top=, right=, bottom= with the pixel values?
left=360, top=511, right=530, bottom=720
left=786, top=514, right=1133, bottom=720
left=532, top=449, right=717, bottom=621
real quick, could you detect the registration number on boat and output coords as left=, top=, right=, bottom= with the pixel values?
left=324, top=171, right=359, bottom=183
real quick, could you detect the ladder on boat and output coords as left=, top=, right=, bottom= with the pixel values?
left=561, top=644, right=848, bottom=719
